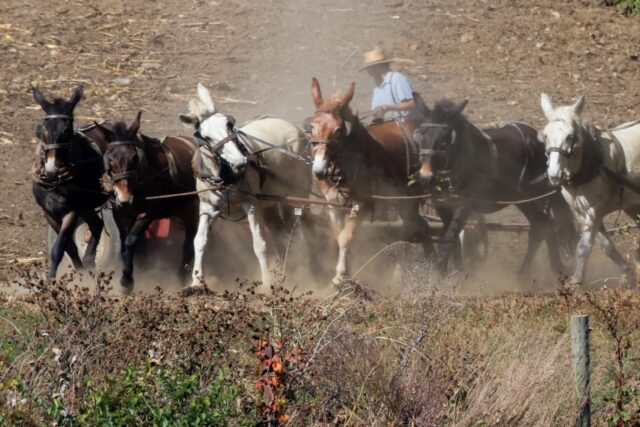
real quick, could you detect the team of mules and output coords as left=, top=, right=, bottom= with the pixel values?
left=31, top=82, right=640, bottom=292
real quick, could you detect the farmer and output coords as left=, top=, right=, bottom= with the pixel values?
left=360, top=48, right=422, bottom=122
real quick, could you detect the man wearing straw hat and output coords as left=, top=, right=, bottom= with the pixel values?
left=361, top=48, right=421, bottom=122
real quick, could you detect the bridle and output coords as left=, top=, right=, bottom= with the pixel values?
left=193, top=126, right=246, bottom=186
left=544, top=120, right=605, bottom=187
left=40, top=114, right=74, bottom=152
left=305, top=110, right=353, bottom=156
left=544, top=120, right=580, bottom=158
left=103, top=140, right=147, bottom=182
left=417, top=122, right=457, bottom=173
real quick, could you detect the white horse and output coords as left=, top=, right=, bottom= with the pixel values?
left=179, top=83, right=313, bottom=289
left=539, top=93, right=640, bottom=284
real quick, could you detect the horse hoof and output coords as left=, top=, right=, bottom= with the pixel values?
left=120, top=275, right=134, bottom=294
left=332, top=275, right=349, bottom=286
left=566, top=277, right=582, bottom=287
left=180, top=283, right=210, bottom=297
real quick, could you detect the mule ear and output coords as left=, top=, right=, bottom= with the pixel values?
left=413, top=91, right=430, bottom=116
left=446, top=99, right=468, bottom=120
left=311, top=77, right=323, bottom=108
left=196, top=82, right=215, bottom=113
left=129, top=111, right=142, bottom=136
left=339, top=82, right=356, bottom=111
left=32, top=86, right=50, bottom=110
left=68, top=85, right=84, bottom=110
left=179, top=114, right=199, bottom=127
left=540, top=93, right=554, bottom=121
left=573, top=96, right=586, bottom=116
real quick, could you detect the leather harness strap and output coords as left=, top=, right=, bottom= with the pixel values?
left=478, top=128, right=499, bottom=179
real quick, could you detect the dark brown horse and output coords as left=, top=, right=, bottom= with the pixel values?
left=412, top=92, right=576, bottom=275
left=32, top=86, right=110, bottom=279
left=96, top=112, right=198, bottom=292
left=306, top=78, right=433, bottom=283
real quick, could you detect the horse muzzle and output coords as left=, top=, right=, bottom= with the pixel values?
left=418, top=163, right=433, bottom=184
left=312, top=157, right=329, bottom=179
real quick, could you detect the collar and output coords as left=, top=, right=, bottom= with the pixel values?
left=377, top=71, right=393, bottom=88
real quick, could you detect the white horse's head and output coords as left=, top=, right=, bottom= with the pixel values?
left=539, top=93, right=587, bottom=187
left=180, top=83, right=247, bottom=179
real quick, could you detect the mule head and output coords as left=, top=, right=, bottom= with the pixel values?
left=32, top=85, right=83, bottom=179
left=101, top=111, right=145, bottom=205
left=307, top=77, right=356, bottom=179
left=539, top=93, right=587, bottom=187
left=180, top=83, right=246, bottom=178
left=413, top=96, right=468, bottom=184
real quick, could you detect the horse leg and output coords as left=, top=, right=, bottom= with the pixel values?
left=80, top=210, right=104, bottom=270
left=48, top=211, right=81, bottom=278
left=516, top=203, right=561, bottom=276
left=571, top=218, right=599, bottom=284
left=437, top=207, right=469, bottom=275
left=624, top=206, right=640, bottom=284
left=398, top=200, right=435, bottom=260
left=44, top=213, right=83, bottom=271
left=191, top=209, right=219, bottom=288
left=594, top=224, right=634, bottom=285
left=244, top=203, right=271, bottom=287
left=177, top=207, right=198, bottom=286
left=120, top=217, right=152, bottom=291
left=334, top=206, right=365, bottom=284
left=262, top=205, right=286, bottom=259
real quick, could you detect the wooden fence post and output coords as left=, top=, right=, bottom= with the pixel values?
left=571, top=315, right=591, bottom=427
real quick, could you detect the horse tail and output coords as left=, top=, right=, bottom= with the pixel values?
left=548, top=191, right=577, bottom=254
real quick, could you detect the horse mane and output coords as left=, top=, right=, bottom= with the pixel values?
left=49, top=97, right=74, bottom=114
left=432, top=99, right=461, bottom=122
left=110, top=122, right=131, bottom=141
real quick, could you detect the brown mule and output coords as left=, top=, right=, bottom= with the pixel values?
left=97, top=112, right=199, bottom=292
left=306, top=77, right=434, bottom=283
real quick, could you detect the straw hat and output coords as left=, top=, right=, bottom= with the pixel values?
left=359, top=49, right=394, bottom=71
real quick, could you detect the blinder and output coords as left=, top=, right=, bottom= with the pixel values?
left=104, top=140, right=146, bottom=182
left=544, top=123, right=580, bottom=158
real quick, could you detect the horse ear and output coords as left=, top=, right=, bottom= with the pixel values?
left=179, top=114, right=199, bottom=127
left=196, top=82, right=215, bottom=113
left=446, top=99, right=468, bottom=120
left=129, top=111, right=142, bottom=137
left=32, top=86, right=50, bottom=110
left=311, top=77, right=323, bottom=108
left=573, top=96, right=586, bottom=116
left=68, top=85, right=84, bottom=110
left=413, top=91, right=430, bottom=116
left=339, top=82, right=356, bottom=110
left=537, top=129, right=545, bottom=143
left=540, top=93, right=554, bottom=121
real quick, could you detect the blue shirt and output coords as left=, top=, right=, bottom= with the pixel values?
left=371, top=71, right=420, bottom=120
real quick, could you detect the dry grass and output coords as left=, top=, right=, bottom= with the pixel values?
left=1, top=265, right=640, bottom=425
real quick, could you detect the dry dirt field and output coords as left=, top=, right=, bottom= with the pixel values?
left=1, top=0, right=640, bottom=290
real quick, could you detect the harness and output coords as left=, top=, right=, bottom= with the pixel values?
left=544, top=120, right=640, bottom=195
left=35, top=114, right=105, bottom=188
